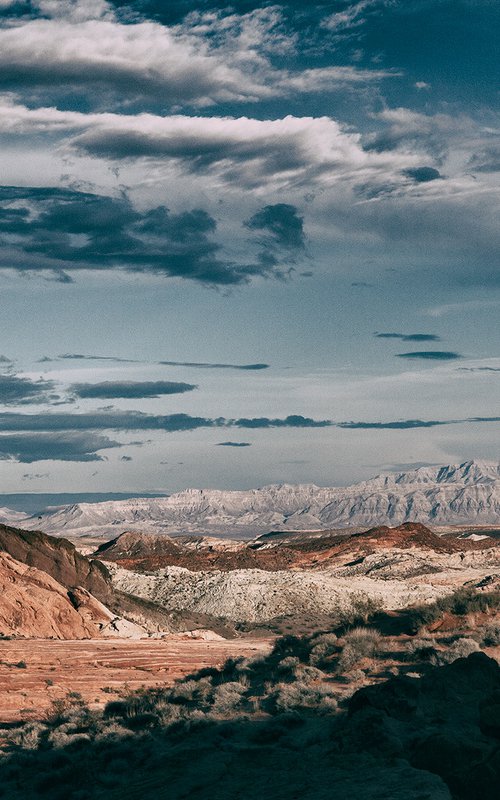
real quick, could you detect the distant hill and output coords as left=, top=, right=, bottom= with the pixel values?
left=8, top=460, right=500, bottom=539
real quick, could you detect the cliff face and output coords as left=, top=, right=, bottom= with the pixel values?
left=0, top=523, right=112, bottom=603
left=0, top=551, right=107, bottom=639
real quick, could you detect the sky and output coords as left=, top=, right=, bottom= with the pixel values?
left=0, top=0, right=498, bottom=499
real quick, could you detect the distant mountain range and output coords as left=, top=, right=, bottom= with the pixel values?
left=5, top=460, right=499, bottom=539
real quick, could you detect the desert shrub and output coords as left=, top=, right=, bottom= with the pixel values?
left=47, top=728, right=92, bottom=748
left=407, top=589, right=500, bottom=632
left=275, top=656, right=302, bottom=679
left=340, top=594, right=383, bottom=627
left=265, top=681, right=338, bottom=715
left=309, top=633, right=339, bottom=668
left=342, top=668, right=365, bottom=684
left=337, top=627, right=381, bottom=672
left=480, top=623, right=500, bottom=647
left=211, top=681, right=248, bottom=714
left=405, top=636, right=438, bottom=661
left=44, top=694, right=90, bottom=727
left=8, top=721, right=46, bottom=750
left=431, top=637, right=481, bottom=666
left=169, top=677, right=213, bottom=706
left=271, top=634, right=311, bottom=664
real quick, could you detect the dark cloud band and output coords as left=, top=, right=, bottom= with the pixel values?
left=71, top=381, right=197, bottom=399
left=396, top=351, right=462, bottom=361
left=0, top=432, right=120, bottom=463
left=374, top=332, right=440, bottom=342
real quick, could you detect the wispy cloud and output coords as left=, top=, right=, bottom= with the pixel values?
left=374, top=332, right=440, bottom=342
left=58, top=353, right=140, bottom=363
left=158, top=361, right=269, bottom=370
left=395, top=351, right=462, bottom=361
left=216, top=441, right=251, bottom=447
left=426, top=299, right=500, bottom=317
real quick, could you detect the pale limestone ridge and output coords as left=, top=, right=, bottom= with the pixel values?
left=12, top=460, right=500, bottom=538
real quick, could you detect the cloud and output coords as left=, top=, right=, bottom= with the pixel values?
left=0, top=10, right=394, bottom=110
left=0, top=410, right=332, bottom=432
left=65, top=111, right=411, bottom=190
left=426, top=300, right=500, bottom=318
left=48, top=355, right=269, bottom=370
left=245, top=203, right=305, bottom=250
left=457, top=367, right=500, bottom=373
left=403, top=167, right=442, bottom=183
left=0, top=431, right=121, bottom=462
left=70, top=380, right=197, bottom=399
left=0, top=186, right=290, bottom=285
left=0, top=355, right=13, bottom=364
left=0, top=410, right=498, bottom=446
left=338, top=419, right=448, bottom=430
left=374, top=332, right=440, bottom=342
left=59, top=353, right=139, bottom=363
left=0, top=373, right=56, bottom=404
left=216, top=441, right=251, bottom=447
left=395, top=351, right=462, bottom=361
left=22, top=471, right=50, bottom=480
left=158, top=361, right=269, bottom=370
left=233, top=414, right=331, bottom=429
left=339, top=416, right=500, bottom=430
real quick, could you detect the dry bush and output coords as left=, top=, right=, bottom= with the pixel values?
left=309, top=633, right=339, bottom=668
left=265, top=681, right=338, bottom=715
left=480, top=623, right=500, bottom=647
left=211, top=681, right=248, bottom=714
left=341, top=594, right=383, bottom=627
left=431, top=637, right=480, bottom=666
left=405, top=636, right=438, bottom=662
left=337, top=627, right=381, bottom=672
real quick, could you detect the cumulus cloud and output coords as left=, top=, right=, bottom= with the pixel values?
left=0, top=185, right=292, bottom=284
left=395, top=351, right=462, bottom=361
left=0, top=97, right=420, bottom=192
left=245, top=203, right=305, bottom=250
left=65, top=111, right=415, bottom=190
left=70, top=380, right=197, bottom=399
left=0, top=431, right=121, bottom=462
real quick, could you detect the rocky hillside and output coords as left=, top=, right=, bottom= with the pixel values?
left=0, top=524, right=236, bottom=637
left=0, top=551, right=136, bottom=639
left=95, top=522, right=499, bottom=573
left=108, top=523, right=500, bottom=624
left=12, top=460, right=500, bottom=539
